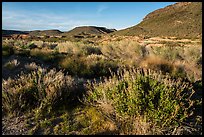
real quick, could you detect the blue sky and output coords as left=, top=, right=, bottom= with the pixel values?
left=2, top=2, right=176, bottom=32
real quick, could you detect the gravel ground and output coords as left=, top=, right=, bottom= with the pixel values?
left=2, top=115, right=29, bottom=135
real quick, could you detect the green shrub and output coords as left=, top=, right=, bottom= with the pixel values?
left=30, top=49, right=57, bottom=62
left=85, top=68, right=201, bottom=134
left=88, top=59, right=118, bottom=78
left=2, top=44, right=14, bottom=56
left=13, top=48, right=30, bottom=56
left=59, top=56, right=86, bottom=76
left=59, top=56, right=118, bottom=78
left=82, top=45, right=102, bottom=55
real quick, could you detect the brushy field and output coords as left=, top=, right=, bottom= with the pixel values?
left=2, top=37, right=202, bottom=135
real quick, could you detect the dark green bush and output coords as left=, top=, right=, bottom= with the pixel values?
left=59, top=56, right=118, bottom=78
left=82, top=45, right=102, bottom=55
left=2, top=44, right=14, bottom=56
left=86, top=68, right=200, bottom=133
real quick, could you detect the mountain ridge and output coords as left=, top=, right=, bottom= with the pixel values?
left=62, top=26, right=117, bottom=36
left=2, top=26, right=117, bottom=37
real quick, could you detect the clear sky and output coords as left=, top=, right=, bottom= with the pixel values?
left=2, top=2, right=176, bottom=32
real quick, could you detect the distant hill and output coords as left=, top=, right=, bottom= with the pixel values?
left=2, top=30, right=29, bottom=36
left=29, top=30, right=63, bottom=36
left=62, top=26, right=117, bottom=36
left=114, top=2, right=202, bottom=38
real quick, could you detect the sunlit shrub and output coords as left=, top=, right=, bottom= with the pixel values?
left=30, top=48, right=57, bottom=62
left=85, top=68, right=201, bottom=134
left=3, top=59, right=20, bottom=70
left=2, top=67, right=75, bottom=117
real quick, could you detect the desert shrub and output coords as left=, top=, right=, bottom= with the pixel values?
left=101, top=40, right=143, bottom=58
left=82, top=45, right=102, bottom=55
left=100, top=40, right=144, bottom=67
left=13, top=48, right=30, bottom=56
left=59, top=55, right=118, bottom=78
left=19, top=42, right=37, bottom=49
left=196, top=56, right=202, bottom=65
left=182, top=45, right=201, bottom=63
left=25, top=62, right=38, bottom=70
left=88, top=59, right=118, bottom=78
left=32, top=40, right=44, bottom=48
left=152, top=46, right=183, bottom=61
left=139, top=56, right=174, bottom=74
left=45, top=106, right=114, bottom=135
left=47, top=37, right=59, bottom=42
left=159, top=41, right=180, bottom=47
left=13, top=40, right=29, bottom=47
left=57, top=41, right=82, bottom=55
left=171, top=65, right=187, bottom=79
left=59, top=56, right=86, bottom=76
left=3, top=59, right=20, bottom=70
left=2, top=39, right=15, bottom=47
left=85, top=68, right=201, bottom=134
left=2, top=67, right=76, bottom=117
left=30, top=49, right=57, bottom=62
left=2, top=44, right=14, bottom=56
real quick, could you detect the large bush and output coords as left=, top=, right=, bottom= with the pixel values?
left=2, top=67, right=76, bottom=117
left=85, top=68, right=202, bottom=134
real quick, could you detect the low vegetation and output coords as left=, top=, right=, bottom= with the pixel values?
left=2, top=36, right=202, bottom=135
left=85, top=68, right=202, bottom=134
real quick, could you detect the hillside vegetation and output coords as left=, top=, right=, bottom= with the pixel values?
left=114, top=2, right=202, bottom=38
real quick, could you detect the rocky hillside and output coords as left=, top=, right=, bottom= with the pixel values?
left=114, top=2, right=202, bottom=38
left=28, top=30, right=63, bottom=36
left=62, top=26, right=117, bottom=36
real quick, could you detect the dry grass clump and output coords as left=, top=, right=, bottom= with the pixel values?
left=59, top=55, right=118, bottom=78
left=30, top=48, right=57, bottom=62
left=2, top=39, right=15, bottom=46
left=56, top=41, right=83, bottom=55
left=86, top=54, right=107, bottom=61
left=32, top=106, right=116, bottom=135
left=151, top=43, right=201, bottom=65
left=56, top=41, right=102, bottom=57
left=151, top=45, right=183, bottom=61
left=25, top=62, right=38, bottom=70
left=85, top=68, right=202, bottom=135
left=4, top=59, right=20, bottom=70
left=100, top=40, right=146, bottom=67
left=31, top=40, right=44, bottom=48
left=139, top=55, right=173, bottom=73
left=138, top=55, right=187, bottom=79
left=59, top=56, right=86, bottom=76
left=139, top=43, right=201, bottom=81
left=182, top=44, right=201, bottom=64
left=2, top=67, right=76, bottom=117
left=81, top=45, right=102, bottom=55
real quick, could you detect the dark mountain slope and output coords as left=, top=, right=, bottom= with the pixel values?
left=29, top=30, right=62, bottom=36
left=62, top=26, right=117, bottom=36
left=2, top=30, right=29, bottom=36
